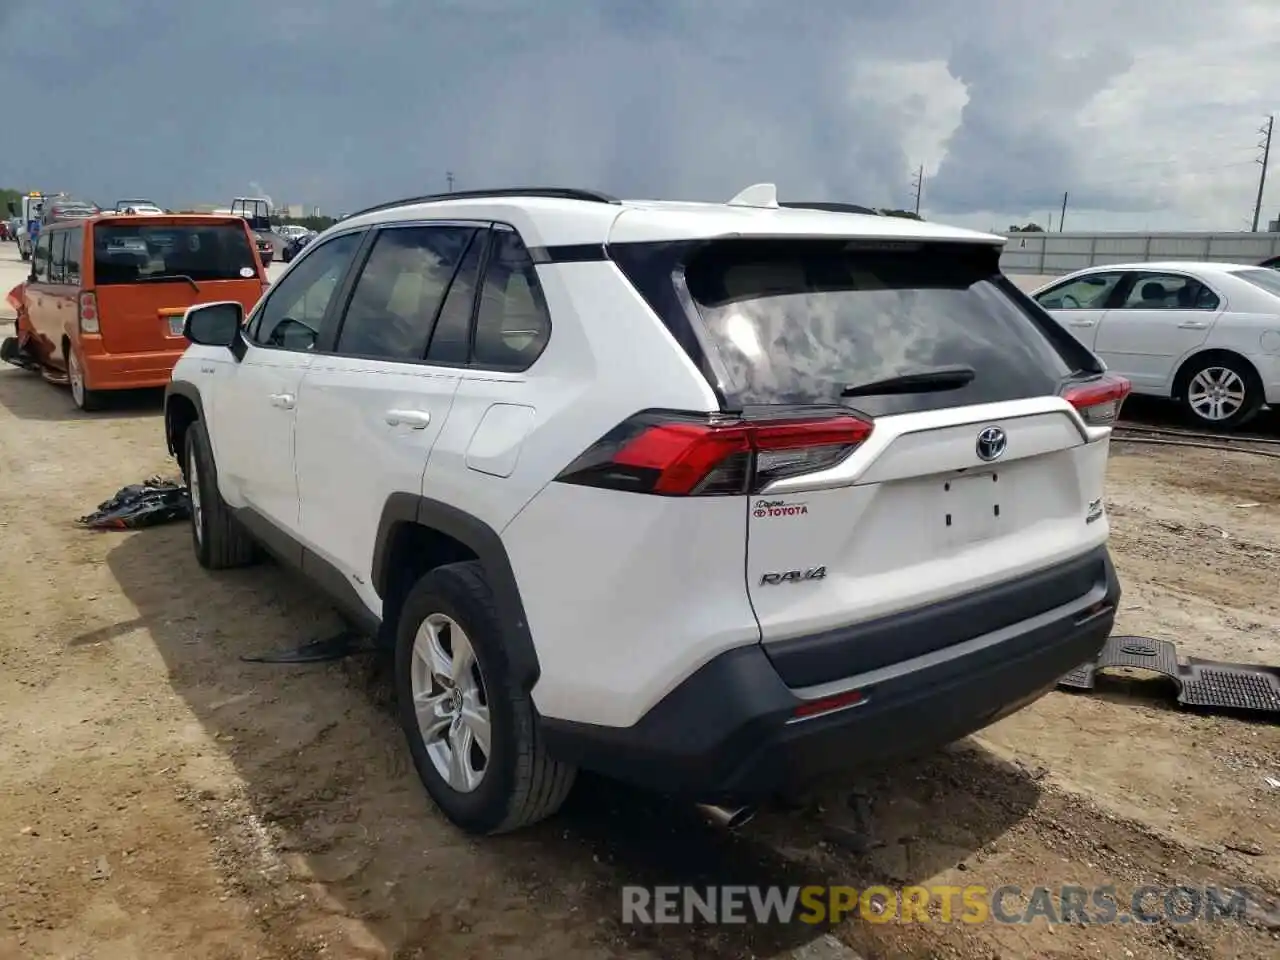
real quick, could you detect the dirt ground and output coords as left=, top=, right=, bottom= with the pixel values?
left=0, top=252, right=1277, bottom=959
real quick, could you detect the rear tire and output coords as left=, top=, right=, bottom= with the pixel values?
left=67, top=349, right=105, bottom=412
left=1178, top=354, right=1262, bottom=431
left=395, top=561, right=575, bottom=834
left=184, top=420, right=256, bottom=569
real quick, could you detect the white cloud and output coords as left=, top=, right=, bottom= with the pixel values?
left=0, top=0, right=1274, bottom=234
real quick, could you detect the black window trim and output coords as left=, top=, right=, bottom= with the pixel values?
left=313, top=218, right=555, bottom=375
left=243, top=227, right=372, bottom=352
left=1111, top=268, right=1224, bottom=313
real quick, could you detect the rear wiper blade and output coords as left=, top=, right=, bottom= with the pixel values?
left=840, top=365, right=976, bottom=398
left=133, top=274, right=200, bottom=292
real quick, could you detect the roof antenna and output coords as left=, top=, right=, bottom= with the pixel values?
left=727, top=183, right=779, bottom=208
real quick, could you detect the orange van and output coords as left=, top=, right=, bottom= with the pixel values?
left=4, top=214, right=269, bottom=410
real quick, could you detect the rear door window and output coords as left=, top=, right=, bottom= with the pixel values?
left=92, top=222, right=257, bottom=285
left=334, top=225, right=479, bottom=362
left=1118, top=272, right=1219, bottom=311
left=682, top=239, right=1079, bottom=416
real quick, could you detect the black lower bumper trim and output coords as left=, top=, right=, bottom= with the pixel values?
left=540, top=548, right=1119, bottom=800
left=763, top=545, right=1113, bottom=687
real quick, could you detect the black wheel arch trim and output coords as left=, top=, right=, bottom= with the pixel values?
left=373, top=493, right=541, bottom=690
left=163, top=380, right=207, bottom=458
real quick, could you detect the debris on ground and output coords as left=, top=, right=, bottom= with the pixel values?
left=77, top=476, right=190, bottom=530
left=1059, top=634, right=1280, bottom=718
left=239, top=630, right=375, bottom=664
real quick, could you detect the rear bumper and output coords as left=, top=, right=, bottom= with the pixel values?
left=540, top=545, right=1119, bottom=801
left=82, top=347, right=184, bottom=390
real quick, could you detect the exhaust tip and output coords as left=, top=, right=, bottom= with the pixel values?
left=695, top=803, right=757, bottom=831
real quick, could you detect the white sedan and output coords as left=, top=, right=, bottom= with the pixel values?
left=1031, top=261, right=1280, bottom=430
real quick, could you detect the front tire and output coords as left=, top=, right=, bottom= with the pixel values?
left=184, top=420, right=256, bottom=569
left=395, top=561, right=575, bottom=834
left=1179, top=355, right=1262, bottom=431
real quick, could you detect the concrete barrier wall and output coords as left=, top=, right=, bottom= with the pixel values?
left=999, top=231, right=1280, bottom=277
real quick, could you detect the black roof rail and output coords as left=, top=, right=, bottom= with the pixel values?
left=346, top=187, right=621, bottom=220
left=779, top=201, right=881, bottom=216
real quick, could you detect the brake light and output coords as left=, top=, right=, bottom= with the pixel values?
left=555, top=410, right=874, bottom=496
left=78, top=291, right=99, bottom=334
left=1061, top=374, right=1130, bottom=426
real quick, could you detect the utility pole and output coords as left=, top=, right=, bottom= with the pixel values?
left=446, top=171, right=455, bottom=193
left=910, top=164, right=924, bottom=215
left=1251, top=116, right=1272, bottom=232
left=1059, top=192, right=1068, bottom=232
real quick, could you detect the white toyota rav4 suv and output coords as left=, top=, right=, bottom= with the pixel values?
left=163, top=185, right=1126, bottom=835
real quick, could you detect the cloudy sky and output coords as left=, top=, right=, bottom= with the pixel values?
left=2, top=0, right=1277, bottom=232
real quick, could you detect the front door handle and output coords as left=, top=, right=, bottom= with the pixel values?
left=1068, top=319, right=1096, bottom=328
left=1177, top=320, right=1207, bottom=329
left=385, top=409, right=431, bottom=429
left=268, top=392, right=296, bottom=410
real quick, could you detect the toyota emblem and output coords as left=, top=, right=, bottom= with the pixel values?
left=975, top=426, right=1007, bottom=462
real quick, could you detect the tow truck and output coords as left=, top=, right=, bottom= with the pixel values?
left=5, top=192, right=47, bottom=261
left=230, top=196, right=277, bottom=264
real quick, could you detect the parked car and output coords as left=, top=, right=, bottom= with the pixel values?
left=1, top=213, right=269, bottom=411
left=163, top=185, right=1124, bottom=836
left=1259, top=255, right=1279, bottom=271
left=1032, top=261, right=1280, bottom=430
left=41, top=198, right=100, bottom=226
left=114, top=198, right=163, bottom=214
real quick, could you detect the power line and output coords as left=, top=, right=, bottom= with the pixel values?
left=1250, top=115, right=1272, bottom=232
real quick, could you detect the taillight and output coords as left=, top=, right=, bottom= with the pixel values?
left=1061, top=374, right=1130, bottom=427
left=554, top=410, right=874, bottom=496
left=78, top=291, right=99, bottom=334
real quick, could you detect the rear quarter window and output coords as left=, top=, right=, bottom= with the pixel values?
left=680, top=239, right=1084, bottom=416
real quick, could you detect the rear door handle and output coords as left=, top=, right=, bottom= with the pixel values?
left=1177, top=320, right=1207, bottom=329
left=268, top=392, right=296, bottom=409
left=385, top=409, right=431, bottom=429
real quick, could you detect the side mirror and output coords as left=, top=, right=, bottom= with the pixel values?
left=183, top=301, right=244, bottom=348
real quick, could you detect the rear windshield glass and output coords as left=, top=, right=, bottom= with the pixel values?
left=1232, top=268, right=1280, bottom=298
left=682, top=239, right=1078, bottom=415
left=93, top=223, right=257, bottom=285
